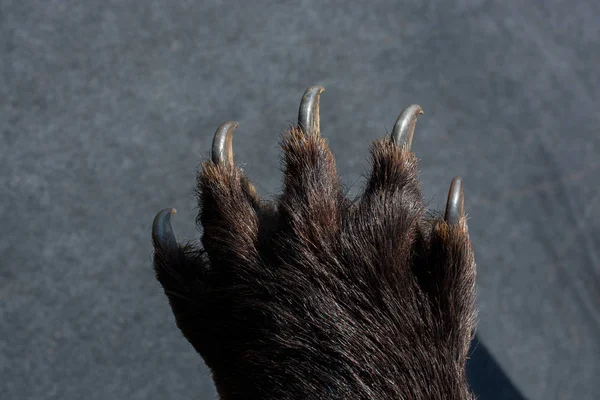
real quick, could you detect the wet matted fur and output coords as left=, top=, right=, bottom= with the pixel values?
left=152, top=86, right=477, bottom=400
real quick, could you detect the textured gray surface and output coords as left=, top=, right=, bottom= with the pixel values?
left=1, top=0, right=599, bottom=399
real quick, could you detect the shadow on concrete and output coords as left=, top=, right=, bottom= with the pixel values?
left=467, top=336, right=527, bottom=400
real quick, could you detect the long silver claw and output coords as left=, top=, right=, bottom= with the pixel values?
left=211, top=121, right=239, bottom=168
left=390, top=104, right=424, bottom=150
left=298, top=85, right=325, bottom=137
left=152, top=208, right=178, bottom=248
left=444, top=177, right=464, bottom=225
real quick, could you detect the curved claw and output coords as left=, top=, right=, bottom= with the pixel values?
left=298, top=85, right=325, bottom=137
left=390, top=104, right=424, bottom=150
left=212, top=121, right=239, bottom=168
left=152, top=208, right=178, bottom=248
left=444, top=177, right=464, bottom=225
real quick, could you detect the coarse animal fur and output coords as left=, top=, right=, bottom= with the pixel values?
left=152, top=87, right=477, bottom=400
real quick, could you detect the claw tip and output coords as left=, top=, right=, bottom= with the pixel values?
left=298, top=85, right=325, bottom=137
left=152, top=207, right=178, bottom=248
left=212, top=121, right=238, bottom=167
left=444, top=176, right=464, bottom=225
left=391, top=104, right=424, bottom=149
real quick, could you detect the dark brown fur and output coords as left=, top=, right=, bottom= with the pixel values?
left=153, top=127, right=477, bottom=399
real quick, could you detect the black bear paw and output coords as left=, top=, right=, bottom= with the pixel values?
left=152, top=86, right=476, bottom=400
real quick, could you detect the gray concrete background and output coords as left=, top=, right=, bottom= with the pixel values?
left=1, top=0, right=599, bottom=399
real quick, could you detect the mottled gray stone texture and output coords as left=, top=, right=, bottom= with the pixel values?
left=1, top=0, right=598, bottom=399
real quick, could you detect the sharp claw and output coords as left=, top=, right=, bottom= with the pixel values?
left=390, top=104, right=424, bottom=150
left=444, top=177, right=464, bottom=225
left=212, top=121, right=239, bottom=168
left=298, top=85, right=325, bottom=137
left=152, top=208, right=178, bottom=248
